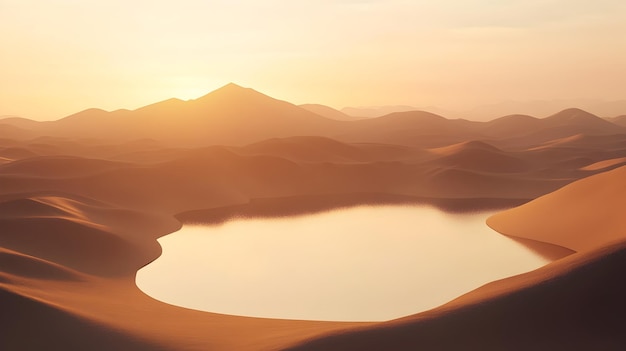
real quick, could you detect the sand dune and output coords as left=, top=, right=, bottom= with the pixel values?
left=0, top=156, right=129, bottom=178
left=543, top=107, right=619, bottom=130
left=2, top=86, right=626, bottom=350
left=488, top=165, right=626, bottom=251
left=428, top=141, right=528, bottom=173
left=580, top=157, right=626, bottom=171
left=241, top=136, right=370, bottom=163
left=479, top=114, right=542, bottom=138
left=0, top=123, right=35, bottom=141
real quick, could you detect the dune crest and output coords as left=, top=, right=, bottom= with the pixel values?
left=488, top=165, right=626, bottom=251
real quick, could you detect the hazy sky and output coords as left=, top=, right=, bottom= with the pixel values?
left=2, top=0, right=626, bottom=120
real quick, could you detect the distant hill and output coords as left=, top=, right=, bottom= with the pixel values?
left=11, top=83, right=341, bottom=146
left=543, top=108, right=618, bottom=130
left=299, top=104, right=358, bottom=121
left=607, top=115, right=626, bottom=127
left=337, top=110, right=482, bottom=147
left=1, top=85, right=625, bottom=149
left=341, top=105, right=420, bottom=118
left=463, top=99, right=626, bottom=121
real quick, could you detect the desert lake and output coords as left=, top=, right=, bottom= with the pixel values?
left=136, top=205, right=549, bottom=322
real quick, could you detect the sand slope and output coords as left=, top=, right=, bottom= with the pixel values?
left=488, top=165, right=626, bottom=251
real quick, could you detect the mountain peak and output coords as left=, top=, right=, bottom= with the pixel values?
left=194, top=83, right=269, bottom=103
left=546, top=108, right=604, bottom=124
left=544, top=108, right=619, bottom=130
left=222, top=82, right=244, bottom=89
left=547, top=108, right=598, bottom=120
left=211, top=82, right=254, bottom=95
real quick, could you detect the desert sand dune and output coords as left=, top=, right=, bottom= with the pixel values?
left=0, top=156, right=130, bottom=178
left=0, top=247, right=84, bottom=281
left=239, top=136, right=425, bottom=164
left=543, top=108, right=618, bottom=129
left=0, top=146, right=40, bottom=160
left=427, top=140, right=528, bottom=173
left=241, top=136, right=370, bottom=163
left=0, top=123, right=36, bottom=141
left=580, top=156, right=626, bottom=171
left=0, top=287, right=165, bottom=351
left=488, top=165, right=626, bottom=251
left=479, top=114, right=542, bottom=138
left=480, top=110, right=625, bottom=150
left=2, top=85, right=626, bottom=350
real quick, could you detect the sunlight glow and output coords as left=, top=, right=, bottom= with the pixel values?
left=1, top=0, right=625, bottom=120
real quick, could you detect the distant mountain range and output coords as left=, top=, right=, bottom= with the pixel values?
left=341, top=100, right=626, bottom=121
left=1, top=83, right=625, bottom=148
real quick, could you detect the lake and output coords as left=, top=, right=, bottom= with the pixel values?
left=136, top=205, right=549, bottom=322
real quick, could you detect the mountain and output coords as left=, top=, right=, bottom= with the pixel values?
left=299, top=104, right=358, bottom=121
left=337, top=111, right=482, bottom=147
left=25, top=83, right=341, bottom=146
left=2, top=86, right=625, bottom=150
left=463, top=99, right=626, bottom=121
left=607, top=115, right=626, bottom=127
left=341, top=105, right=419, bottom=118
left=543, top=108, right=618, bottom=130
left=428, top=140, right=527, bottom=173
left=475, top=109, right=626, bottom=149
left=480, top=114, right=542, bottom=138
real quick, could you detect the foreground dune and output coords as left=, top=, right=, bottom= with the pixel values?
left=488, top=165, right=626, bottom=251
left=3, top=165, right=625, bottom=350
left=1, top=164, right=625, bottom=350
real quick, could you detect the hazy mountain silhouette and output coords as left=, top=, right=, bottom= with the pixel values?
left=463, top=99, right=626, bottom=121
left=337, top=111, right=483, bottom=147
left=543, top=108, right=617, bottom=130
left=607, top=115, right=626, bottom=127
left=20, top=83, right=341, bottom=146
left=341, top=105, right=420, bottom=118
left=299, top=104, right=358, bottom=121
left=2, top=84, right=625, bottom=149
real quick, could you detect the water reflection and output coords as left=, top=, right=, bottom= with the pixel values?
left=137, top=205, right=549, bottom=321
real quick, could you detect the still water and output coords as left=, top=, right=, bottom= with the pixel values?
left=136, top=205, right=548, bottom=321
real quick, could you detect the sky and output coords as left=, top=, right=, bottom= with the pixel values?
left=1, top=0, right=626, bottom=120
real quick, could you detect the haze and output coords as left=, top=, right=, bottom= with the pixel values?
left=2, top=0, right=626, bottom=120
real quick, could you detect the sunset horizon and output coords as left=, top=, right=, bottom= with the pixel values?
left=2, top=1, right=626, bottom=351
left=2, top=1, right=626, bottom=120
left=3, top=81, right=626, bottom=123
